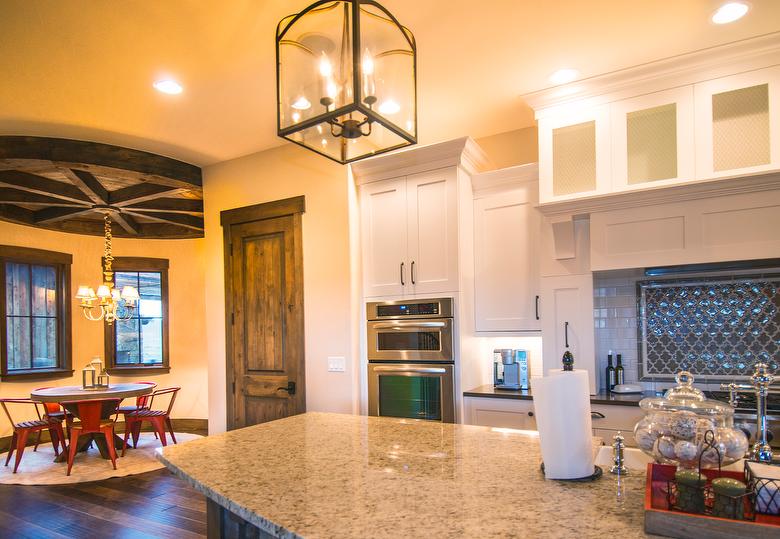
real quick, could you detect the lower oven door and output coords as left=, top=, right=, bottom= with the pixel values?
left=368, top=363, right=454, bottom=423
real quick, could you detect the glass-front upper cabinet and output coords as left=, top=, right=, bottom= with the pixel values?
left=538, top=105, right=611, bottom=204
left=695, top=65, right=780, bottom=180
left=610, top=87, right=695, bottom=192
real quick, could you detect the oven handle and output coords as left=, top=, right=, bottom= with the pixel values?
left=371, top=321, right=447, bottom=329
left=373, top=366, right=447, bottom=374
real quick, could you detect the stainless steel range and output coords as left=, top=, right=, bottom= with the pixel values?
left=705, top=390, right=780, bottom=449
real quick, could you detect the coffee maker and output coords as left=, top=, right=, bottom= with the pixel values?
left=493, top=349, right=529, bottom=390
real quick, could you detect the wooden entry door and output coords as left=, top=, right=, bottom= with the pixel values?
left=222, top=196, right=305, bottom=430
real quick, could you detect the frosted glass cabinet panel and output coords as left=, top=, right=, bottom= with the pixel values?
left=611, top=86, right=695, bottom=192
left=695, top=65, right=780, bottom=180
left=539, top=105, right=610, bottom=204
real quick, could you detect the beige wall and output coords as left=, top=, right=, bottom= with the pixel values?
left=476, top=126, right=538, bottom=169
left=203, top=143, right=356, bottom=434
left=0, top=220, right=208, bottom=437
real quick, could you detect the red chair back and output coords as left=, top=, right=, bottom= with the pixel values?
left=33, top=387, right=63, bottom=415
left=60, top=399, right=121, bottom=431
left=148, top=387, right=180, bottom=415
left=0, top=398, right=42, bottom=427
left=135, top=381, right=157, bottom=407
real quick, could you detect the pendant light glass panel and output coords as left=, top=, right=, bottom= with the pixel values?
left=358, top=2, right=416, bottom=138
left=277, top=1, right=416, bottom=164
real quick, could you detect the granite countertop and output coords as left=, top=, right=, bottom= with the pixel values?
left=158, top=412, right=657, bottom=538
left=464, top=384, right=659, bottom=406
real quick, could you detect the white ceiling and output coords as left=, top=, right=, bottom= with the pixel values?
left=1, top=0, right=779, bottom=167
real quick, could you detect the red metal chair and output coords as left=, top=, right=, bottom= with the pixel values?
left=116, top=381, right=157, bottom=439
left=1, top=398, right=67, bottom=473
left=32, top=387, right=73, bottom=451
left=62, top=398, right=121, bottom=476
left=122, top=387, right=180, bottom=456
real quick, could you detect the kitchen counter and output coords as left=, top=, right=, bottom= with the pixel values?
left=158, top=412, right=657, bottom=538
left=464, top=384, right=658, bottom=407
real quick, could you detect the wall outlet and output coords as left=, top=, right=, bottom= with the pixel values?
left=327, top=356, right=346, bottom=372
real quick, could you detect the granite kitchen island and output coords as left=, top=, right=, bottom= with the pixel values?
left=157, top=412, right=657, bottom=538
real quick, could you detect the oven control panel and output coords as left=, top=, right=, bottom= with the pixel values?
left=367, top=297, right=453, bottom=320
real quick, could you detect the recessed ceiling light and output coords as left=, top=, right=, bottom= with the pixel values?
left=712, top=2, right=749, bottom=24
left=549, top=68, right=579, bottom=85
left=153, top=79, right=183, bottom=95
left=291, top=96, right=312, bottom=110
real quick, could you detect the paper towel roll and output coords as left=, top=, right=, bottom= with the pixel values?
left=532, top=369, right=594, bottom=479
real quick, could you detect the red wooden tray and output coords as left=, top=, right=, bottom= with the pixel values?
left=644, top=463, right=780, bottom=539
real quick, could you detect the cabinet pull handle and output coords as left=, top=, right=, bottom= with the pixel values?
left=564, top=321, right=569, bottom=348
left=591, top=411, right=605, bottom=419
left=400, top=262, right=405, bottom=286
left=411, top=260, right=416, bottom=285
left=535, top=296, right=540, bottom=320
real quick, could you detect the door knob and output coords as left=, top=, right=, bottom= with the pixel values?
left=277, top=381, right=296, bottom=395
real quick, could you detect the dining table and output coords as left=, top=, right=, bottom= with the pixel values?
left=30, top=383, right=156, bottom=463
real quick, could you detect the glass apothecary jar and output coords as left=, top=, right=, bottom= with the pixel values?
left=634, top=371, right=749, bottom=468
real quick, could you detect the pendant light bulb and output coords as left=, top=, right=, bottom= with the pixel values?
left=319, top=53, right=332, bottom=78
left=362, top=49, right=374, bottom=75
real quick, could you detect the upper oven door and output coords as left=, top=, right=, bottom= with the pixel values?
left=367, top=318, right=454, bottom=362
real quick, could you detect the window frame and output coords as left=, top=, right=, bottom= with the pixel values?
left=0, top=245, right=73, bottom=381
left=104, top=257, right=170, bottom=375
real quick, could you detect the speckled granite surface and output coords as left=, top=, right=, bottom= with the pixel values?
left=157, top=412, right=659, bottom=538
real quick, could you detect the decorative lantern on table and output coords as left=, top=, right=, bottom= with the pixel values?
left=97, top=368, right=110, bottom=389
left=82, top=362, right=97, bottom=389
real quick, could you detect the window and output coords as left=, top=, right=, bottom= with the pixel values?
left=104, top=257, right=170, bottom=374
left=0, top=246, right=72, bottom=380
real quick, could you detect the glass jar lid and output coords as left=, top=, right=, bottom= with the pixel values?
left=639, top=371, right=734, bottom=417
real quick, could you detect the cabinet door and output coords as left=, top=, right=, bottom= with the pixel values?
left=538, top=105, right=611, bottom=204
left=464, top=397, right=537, bottom=430
left=695, top=65, right=780, bottom=180
left=540, top=273, right=596, bottom=394
left=405, top=168, right=458, bottom=295
left=360, top=177, right=407, bottom=297
left=474, top=185, right=541, bottom=331
left=611, top=86, right=695, bottom=192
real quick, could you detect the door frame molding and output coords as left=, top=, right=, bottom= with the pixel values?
left=221, top=195, right=306, bottom=430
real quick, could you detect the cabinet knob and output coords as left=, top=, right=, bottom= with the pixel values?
left=528, top=411, right=534, bottom=417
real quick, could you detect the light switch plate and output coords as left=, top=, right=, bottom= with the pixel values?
left=327, top=356, right=346, bottom=372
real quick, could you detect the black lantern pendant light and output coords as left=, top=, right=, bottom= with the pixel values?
left=276, top=1, right=417, bottom=164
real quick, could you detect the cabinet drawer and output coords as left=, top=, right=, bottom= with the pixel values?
left=590, top=404, right=643, bottom=431
left=593, top=428, right=637, bottom=448
left=464, top=397, right=537, bottom=430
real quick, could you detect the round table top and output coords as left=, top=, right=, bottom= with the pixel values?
left=30, top=383, right=155, bottom=403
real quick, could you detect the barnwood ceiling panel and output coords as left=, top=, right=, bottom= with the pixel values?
left=0, top=136, right=203, bottom=238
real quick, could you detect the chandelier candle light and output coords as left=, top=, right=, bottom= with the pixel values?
left=75, top=213, right=139, bottom=324
left=276, top=0, right=417, bottom=163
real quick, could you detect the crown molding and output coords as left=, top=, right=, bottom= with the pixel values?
left=350, top=137, right=493, bottom=184
left=471, top=163, right=538, bottom=196
left=524, top=32, right=780, bottom=118
left=537, top=171, right=780, bottom=218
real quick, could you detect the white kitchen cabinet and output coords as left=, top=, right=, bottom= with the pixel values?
left=695, top=65, right=780, bottom=181
left=611, top=86, right=695, bottom=192
left=359, top=168, right=458, bottom=297
left=538, top=105, right=611, bottom=204
left=464, top=396, right=537, bottom=430
left=591, top=404, right=644, bottom=448
left=540, top=273, right=596, bottom=394
left=405, top=168, right=459, bottom=295
left=473, top=180, right=541, bottom=332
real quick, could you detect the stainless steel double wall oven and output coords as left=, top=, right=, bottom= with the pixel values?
left=367, top=297, right=455, bottom=423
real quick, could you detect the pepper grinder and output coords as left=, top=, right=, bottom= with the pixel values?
left=610, top=432, right=628, bottom=475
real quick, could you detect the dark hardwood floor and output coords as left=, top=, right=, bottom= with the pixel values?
left=0, top=469, right=206, bottom=539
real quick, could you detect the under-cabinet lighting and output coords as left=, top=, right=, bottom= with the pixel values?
left=712, top=2, right=749, bottom=24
